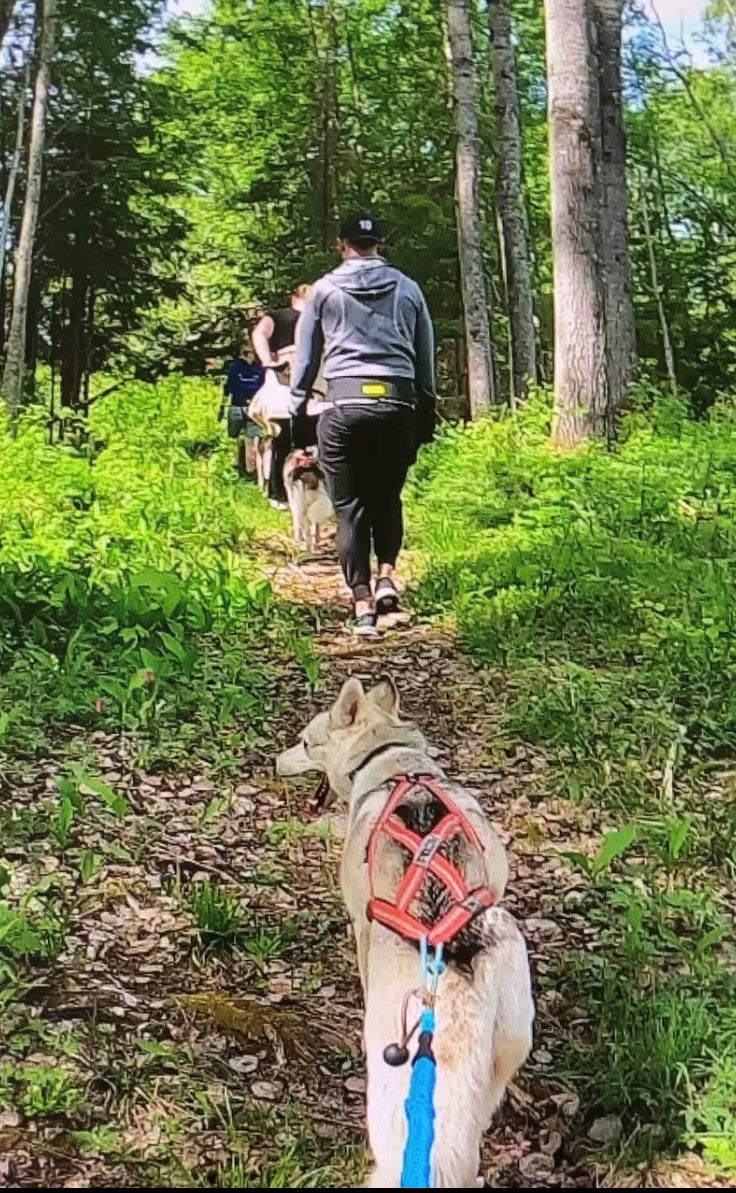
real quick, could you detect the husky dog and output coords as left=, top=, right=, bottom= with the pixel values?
left=283, top=448, right=333, bottom=550
left=276, top=676, right=534, bottom=1188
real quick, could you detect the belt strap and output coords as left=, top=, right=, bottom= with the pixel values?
left=327, top=377, right=415, bottom=404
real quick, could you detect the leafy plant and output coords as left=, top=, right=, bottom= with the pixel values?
left=565, top=823, right=637, bottom=879
left=410, top=399, right=736, bottom=1174
left=190, top=881, right=246, bottom=947
left=0, top=1064, right=84, bottom=1119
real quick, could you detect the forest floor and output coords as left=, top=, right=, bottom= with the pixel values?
left=0, top=517, right=730, bottom=1188
left=1, top=534, right=733, bottom=1189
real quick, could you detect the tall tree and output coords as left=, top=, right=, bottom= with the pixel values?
left=0, top=0, right=17, bottom=49
left=444, top=0, right=495, bottom=415
left=594, top=0, right=635, bottom=411
left=545, top=0, right=608, bottom=447
left=42, top=0, right=175, bottom=407
left=2, top=0, right=56, bottom=417
left=488, top=0, right=537, bottom=402
left=0, top=53, right=30, bottom=285
left=637, top=169, right=678, bottom=393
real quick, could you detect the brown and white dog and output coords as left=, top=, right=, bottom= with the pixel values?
left=283, top=447, right=333, bottom=550
left=276, top=677, right=534, bottom=1187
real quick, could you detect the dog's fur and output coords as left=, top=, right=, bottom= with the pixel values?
left=283, top=448, right=333, bottom=550
left=276, top=677, right=534, bottom=1188
left=249, top=351, right=294, bottom=491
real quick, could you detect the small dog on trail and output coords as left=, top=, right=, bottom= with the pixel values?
left=283, top=448, right=333, bottom=550
left=276, top=676, right=534, bottom=1188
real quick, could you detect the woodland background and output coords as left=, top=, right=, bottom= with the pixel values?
left=1, top=1, right=736, bottom=1189
left=1, top=1, right=735, bottom=416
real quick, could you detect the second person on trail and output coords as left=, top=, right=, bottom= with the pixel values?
left=251, top=284, right=316, bottom=509
left=289, top=213, right=436, bottom=637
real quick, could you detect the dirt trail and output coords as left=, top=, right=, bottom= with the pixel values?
left=271, top=551, right=592, bottom=1188
left=2, top=547, right=726, bottom=1189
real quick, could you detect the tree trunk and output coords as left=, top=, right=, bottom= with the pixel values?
left=594, top=0, right=635, bottom=411
left=638, top=171, right=677, bottom=393
left=0, top=54, right=31, bottom=286
left=306, top=0, right=340, bottom=250
left=546, top=0, right=608, bottom=448
left=0, top=0, right=17, bottom=49
left=24, top=265, right=41, bottom=386
left=2, top=0, right=57, bottom=418
left=488, top=0, right=537, bottom=403
left=61, top=256, right=88, bottom=408
left=444, top=0, right=495, bottom=417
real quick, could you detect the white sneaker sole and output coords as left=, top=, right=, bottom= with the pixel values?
left=353, top=623, right=380, bottom=639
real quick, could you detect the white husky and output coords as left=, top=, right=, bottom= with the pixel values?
left=276, top=676, right=534, bottom=1188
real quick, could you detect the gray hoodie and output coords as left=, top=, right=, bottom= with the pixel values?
left=288, top=256, right=436, bottom=417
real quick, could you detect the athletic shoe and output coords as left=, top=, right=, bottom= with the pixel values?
left=375, top=577, right=400, bottom=615
left=352, top=611, right=379, bottom=639
left=268, top=499, right=289, bottom=510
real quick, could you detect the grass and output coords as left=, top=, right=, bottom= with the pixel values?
left=190, top=880, right=247, bottom=946
left=407, top=388, right=736, bottom=1177
left=0, top=375, right=315, bottom=774
left=0, top=1062, right=85, bottom=1119
left=202, top=1102, right=366, bottom=1189
left=5, top=374, right=736, bottom=1184
left=0, top=375, right=343, bottom=1188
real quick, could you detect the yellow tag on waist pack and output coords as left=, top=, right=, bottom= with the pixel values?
left=361, top=382, right=389, bottom=397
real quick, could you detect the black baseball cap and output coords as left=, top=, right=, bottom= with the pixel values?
left=339, top=212, right=384, bottom=245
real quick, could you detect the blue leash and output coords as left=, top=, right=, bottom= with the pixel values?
left=400, top=1007, right=437, bottom=1187
left=396, top=939, right=445, bottom=1188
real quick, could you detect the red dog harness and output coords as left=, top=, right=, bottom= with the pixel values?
left=366, top=775, right=498, bottom=946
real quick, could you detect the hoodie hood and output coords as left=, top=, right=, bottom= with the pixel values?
left=328, top=257, right=398, bottom=300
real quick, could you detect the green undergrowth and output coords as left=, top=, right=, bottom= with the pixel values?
left=408, top=390, right=736, bottom=1176
left=0, top=376, right=317, bottom=773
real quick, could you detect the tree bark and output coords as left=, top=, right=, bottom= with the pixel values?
left=488, top=0, right=537, bottom=403
left=0, top=0, right=17, bottom=49
left=306, top=0, right=340, bottom=250
left=593, top=0, right=635, bottom=411
left=61, top=255, right=88, bottom=408
left=546, top=0, right=608, bottom=448
left=444, top=0, right=495, bottom=417
left=638, top=170, right=677, bottom=393
left=2, top=0, right=57, bottom=417
left=0, top=54, right=31, bottom=286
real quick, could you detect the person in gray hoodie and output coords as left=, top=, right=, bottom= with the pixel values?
left=289, top=213, right=436, bottom=637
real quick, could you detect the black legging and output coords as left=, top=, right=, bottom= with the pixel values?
left=268, top=415, right=318, bottom=503
left=317, top=402, right=416, bottom=601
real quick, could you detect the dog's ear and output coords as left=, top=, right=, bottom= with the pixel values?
left=330, top=677, right=366, bottom=728
left=367, top=676, right=400, bottom=715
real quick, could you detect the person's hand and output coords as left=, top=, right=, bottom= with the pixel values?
left=306, top=398, right=331, bottom=417
left=416, top=406, right=436, bottom=445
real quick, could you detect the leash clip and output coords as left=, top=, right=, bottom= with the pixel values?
left=383, top=937, right=446, bottom=1068
left=420, top=935, right=445, bottom=1007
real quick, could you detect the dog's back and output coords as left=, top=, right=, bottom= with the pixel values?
left=349, top=780, right=531, bottom=1189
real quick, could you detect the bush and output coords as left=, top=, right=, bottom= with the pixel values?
left=409, top=391, right=736, bottom=767
left=408, top=392, right=736, bottom=1172
left=0, top=377, right=305, bottom=769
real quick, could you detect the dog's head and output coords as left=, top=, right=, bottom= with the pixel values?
left=286, top=449, right=323, bottom=487
left=276, top=675, right=413, bottom=802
